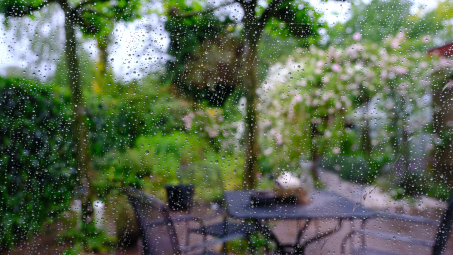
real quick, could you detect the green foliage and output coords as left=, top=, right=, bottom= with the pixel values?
left=94, top=132, right=207, bottom=197
left=137, top=131, right=206, bottom=170
left=88, top=79, right=247, bottom=201
left=248, top=232, right=277, bottom=254
left=0, top=77, right=75, bottom=249
left=265, top=0, right=325, bottom=41
left=226, top=238, right=249, bottom=254
left=389, top=170, right=431, bottom=200
left=117, top=82, right=189, bottom=136
left=427, top=182, right=452, bottom=201
left=405, top=0, right=453, bottom=42
left=201, top=151, right=244, bottom=195
left=327, top=0, right=453, bottom=48
left=260, top=36, right=450, bottom=181
left=225, top=232, right=277, bottom=255
left=165, top=7, right=235, bottom=61
left=94, top=128, right=245, bottom=202
left=86, top=81, right=190, bottom=157
left=185, top=105, right=240, bottom=152
left=321, top=154, right=394, bottom=185
left=327, top=0, right=413, bottom=45
left=259, top=45, right=361, bottom=175
left=60, top=222, right=116, bottom=255
left=0, top=2, right=144, bottom=252
left=85, top=92, right=135, bottom=156
left=397, top=168, right=429, bottom=196
left=321, top=155, right=375, bottom=184
left=165, top=0, right=325, bottom=108
left=165, top=3, right=239, bottom=106
left=179, top=162, right=225, bottom=201
left=52, top=43, right=97, bottom=92
left=0, top=0, right=142, bottom=37
left=258, top=34, right=305, bottom=82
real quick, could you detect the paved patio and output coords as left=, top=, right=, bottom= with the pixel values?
left=116, top=170, right=453, bottom=254
left=3, top=170, right=453, bottom=255
left=3, top=203, right=452, bottom=255
left=107, top=203, right=452, bottom=255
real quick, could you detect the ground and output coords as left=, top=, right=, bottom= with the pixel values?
left=3, top=170, right=453, bottom=255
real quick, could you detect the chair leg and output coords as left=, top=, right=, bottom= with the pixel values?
left=360, top=219, right=367, bottom=248
left=222, top=240, right=227, bottom=254
left=186, top=232, right=190, bottom=247
left=221, top=216, right=228, bottom=254
left=185, top=218, right=191, bottom=247
left=245, top=234, right=252, bottom=255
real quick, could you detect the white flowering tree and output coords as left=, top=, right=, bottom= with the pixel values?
left=259, top=34, right=453, bottom=185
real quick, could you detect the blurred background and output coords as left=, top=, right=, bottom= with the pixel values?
left=2, top=0, right=453, bottom=253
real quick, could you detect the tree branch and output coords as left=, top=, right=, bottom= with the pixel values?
left=169, top=0, right=238, bottom=18
left=68, top=8, right=107, bottom=34
left=5, top=0, right=53, bottom=17
left=80, top=8, right=114, bottom=19
left=75, top=0, right=111, bottom=11
left=258, top=0, right=286, bottom=24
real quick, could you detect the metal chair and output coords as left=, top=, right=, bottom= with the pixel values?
left=126, top=188, right=239, bottom=255
left=186, top=204, right=256, bottom=252
left=342, top=195, right=453, bottom=255
left=180, top=163, right=257, bottom=252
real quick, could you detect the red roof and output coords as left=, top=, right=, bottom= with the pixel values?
left=428, top=42, right=453, bottom=57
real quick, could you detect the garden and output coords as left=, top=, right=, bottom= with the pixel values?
left=2, top=0, right=453, bottom=254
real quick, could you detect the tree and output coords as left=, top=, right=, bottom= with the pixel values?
left=328, top=0, right=413, bottom=45
left=408, top=0, right=453, bottom=42
left=165, top=9, right=241, bottom=107
left=325, top=0, right=418, bottom=162
left=166, top=0, right=325, bottom=189
left=0, top=0, right=141, bottom=247
left=262, top=37, right=448, bottom=190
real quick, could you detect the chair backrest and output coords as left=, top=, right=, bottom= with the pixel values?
left=433, top=195, right=453, bottom=255
left=126, top=188, right=181, bottom=255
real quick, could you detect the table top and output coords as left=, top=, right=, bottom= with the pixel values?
left=224, top=189, right=376, bottom=220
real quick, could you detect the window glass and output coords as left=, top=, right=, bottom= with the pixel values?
left=1, top=0, right=453, bottom=254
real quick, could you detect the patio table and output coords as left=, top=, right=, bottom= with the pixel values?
left=224, top=189, right=376, bottom=254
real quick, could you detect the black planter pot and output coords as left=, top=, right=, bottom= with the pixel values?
left=165, top=184, right=194, bottom=211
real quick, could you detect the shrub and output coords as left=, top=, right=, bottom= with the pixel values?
left=86, top=82, right=190, bottom=158
left=0, top=77, right=75, bottom=249
left=60, top=221, right=115, bottom=255
left=321, top=155, right=374, bottom=184
left=427, top=182, right=451, bottom=201
left=94, top=131, right=245, bottom=203
left=388, top=157, right=431, bottom=198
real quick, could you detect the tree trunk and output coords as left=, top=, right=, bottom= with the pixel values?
left=432, top=72, right=453, bottom=186
left=310, top=123, right=320, bottom=182
left=242, top=8, right=262, bottom=190
left=389, top=85, right=400, bottom=157
left=402, top=126, right=410, bottom=172
left=361, top=103, right=372, bottom=159
left=94, top=34, right=110, bottom=94
left=359, top=85, right=372, bottom=159
left=63, top=8, right=93, bottom=225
